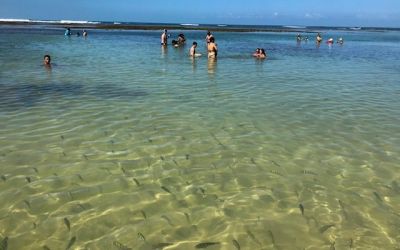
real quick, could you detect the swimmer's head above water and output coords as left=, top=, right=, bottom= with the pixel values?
left=43, top=55, right=51, bottom=65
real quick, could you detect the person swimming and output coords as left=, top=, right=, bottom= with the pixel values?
left=337, top=37, right=344, bottom=45
left=207, top=37, right=218, bottom=59
left=43, top=55, right=51, bottom=68
left=83, top=30, right=88, bottom=37
left=253, top=48, right=261, bottom=57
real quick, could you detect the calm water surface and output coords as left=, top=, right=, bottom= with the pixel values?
left=0, top=27, right=399, bottom=249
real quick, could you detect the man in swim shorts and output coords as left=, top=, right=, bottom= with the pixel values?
left=161, top=29, right=168, bottom=45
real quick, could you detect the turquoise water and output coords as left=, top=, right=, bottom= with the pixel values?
left=0, top=27, right=399, bottom=249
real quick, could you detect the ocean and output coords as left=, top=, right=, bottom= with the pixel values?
left=0, top=25, right=399, bottom=249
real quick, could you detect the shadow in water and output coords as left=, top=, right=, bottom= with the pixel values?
left=0, top=82, right=148, bottom=111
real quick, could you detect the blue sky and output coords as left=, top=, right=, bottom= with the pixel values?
left=1, top=0, right=400, bottom=27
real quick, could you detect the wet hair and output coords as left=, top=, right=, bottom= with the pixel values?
left=209, top=37, right=215, bottom=43
left=207, top=31, right=211, bottom=35
left=44, top=55, right=51, bottom=61
left=193, top=42, right=198, bottom=46
left=260, top=49, right=266, bottom=55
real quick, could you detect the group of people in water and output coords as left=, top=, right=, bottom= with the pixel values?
left=64, top=27, right=88, bottom=37
left=253, top=48, right=267, bottom=59
left=298, top=32, right=344, bottom=45
left=44, top=28, right=345, bottom=68
left=161, top=29, right=266, bottom=60
left=43, top=28, right=88, bottom=67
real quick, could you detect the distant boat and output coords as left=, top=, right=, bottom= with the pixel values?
left=350, top=27, right=362, bottom=30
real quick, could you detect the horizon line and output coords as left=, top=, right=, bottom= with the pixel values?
left=0, top=18, right=399, bottom=29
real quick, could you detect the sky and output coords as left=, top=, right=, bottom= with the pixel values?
left=1, top=0, right=400, bottom=27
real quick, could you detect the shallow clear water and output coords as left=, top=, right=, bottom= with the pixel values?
left=0, top=27, right=399, bottom=249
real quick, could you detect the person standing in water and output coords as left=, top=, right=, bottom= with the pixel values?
left=207, top=37, right=218, bottom=59
left=189, top=42, right=201, bottom=57
left=161, top=29, right=168, bottom=46
left=296, top=33, right=302, bottom=42
left=258, top=49, right=267, bottom=59
left=316, top=33, right=323, bottom=44
left=253, top=48, right=260, bottom=57
left=64, top=28, right=71, bottom=36
left=205, top=31, right=213, bottom=44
